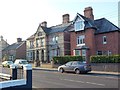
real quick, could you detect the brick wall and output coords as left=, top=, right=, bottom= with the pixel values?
left=16, top=42, right=26, bottom=59
left=95, top=32, right=119, bottom=55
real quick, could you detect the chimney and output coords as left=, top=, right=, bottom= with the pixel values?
left=0, top=36, right=3, bottom=41
left=17, top=38, right=22, bottom=42
left=40, top=21, right=47, bottom=27
left=62, top=14, right=70, bottom=24
left=84, top=7, right=94, bottom=20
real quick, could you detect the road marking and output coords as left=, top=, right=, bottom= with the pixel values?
left=86, top=82, right=105, bottom=86
left=61, top=72, right=119, bottom=80
left=61, top=79, right=105, bottom=86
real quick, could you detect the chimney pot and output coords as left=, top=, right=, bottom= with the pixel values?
left=84, top=7, right=94, bottom=20
left=40, top=21, right=47, bottom=27
left=17, top=38, right=22, bottom=42
left=62, top=14, right=70, bottom=24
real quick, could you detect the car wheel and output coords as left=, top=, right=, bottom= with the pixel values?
left=7, top=65, right=10, bottom=68
left=59, top=68, right=64, bottom=73
left=75, top=69, right=80, bottom=74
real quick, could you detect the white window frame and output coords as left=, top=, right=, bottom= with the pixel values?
left=41, top=38, right=44, bottom=47
left=74, top=18, right=84, bottom=31
left=103, top=36, right=107, bottom=44
left=77, top=35, right=85, bottom=46
left=73, top=50, right=81, bottom=56
left=97, top=51, right=103, bottom=55
left=52, top=36, right=58, bottom=43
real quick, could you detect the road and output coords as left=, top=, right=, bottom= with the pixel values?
left=0, top=67, right=119, bottom=89
left=32, top=69, right=119, bottom=89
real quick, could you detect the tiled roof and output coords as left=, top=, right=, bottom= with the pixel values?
left=3, top=41, right=25, bottom=51
left=41, top=22, right=72, bottom=34
left=49, top=23, right=72, bottom=34
left=71, top=13, right=120, bottom=33
left=95, top=18, right=120, bottom=34
left=27, top=34, right=35, bottom=40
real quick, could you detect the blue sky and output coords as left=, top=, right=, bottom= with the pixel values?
left=0, top=0, right=119, bottom=44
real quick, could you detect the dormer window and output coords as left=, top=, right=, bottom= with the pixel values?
left=74, top=18, right=84, bottom=31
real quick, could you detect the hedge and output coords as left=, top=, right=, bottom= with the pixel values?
left=52, top=56, right=84, bottom=64
left=90, top=55, right=120, bottom=63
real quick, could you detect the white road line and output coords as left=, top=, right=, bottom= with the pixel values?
left=86, top=82, right=105, bottom=86
left=61, top=79, right=105, bottom=86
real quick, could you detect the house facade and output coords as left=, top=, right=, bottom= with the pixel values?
left=26, top=14, right=71, bottom=65
left=2, top=38, right=26, bottom=61
left=0, top=36, right=9, bottom=61
left=26, top=7, right=120, bottom=65
left=70, top=7, right=120, bottom=63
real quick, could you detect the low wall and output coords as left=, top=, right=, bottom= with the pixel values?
left=52, top=63, right=119, bottom=72
left=91, top=63, right=120, bottom=72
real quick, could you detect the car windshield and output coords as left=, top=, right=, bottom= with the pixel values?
left=8, top=61, right=13, bottom=64
left=21, top=61, right=28, bottom=64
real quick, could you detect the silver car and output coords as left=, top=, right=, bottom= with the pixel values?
left=14, top=59, right=29, bottom=68
left=58, top=61, right=91, bottom=74
left=2, top=61, right=14, bottom=68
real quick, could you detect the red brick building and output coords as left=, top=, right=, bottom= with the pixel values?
left=2, top=38, right=26, bottom=61
left=70, top=7, right=120, bottom=62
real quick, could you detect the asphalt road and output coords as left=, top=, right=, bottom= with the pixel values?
left=32, top=69, right=119, bottom=89
left=0, top=67, right=119, bottom=89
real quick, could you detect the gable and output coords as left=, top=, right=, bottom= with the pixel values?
left=72, top=13, right=96, bottom=32
left=74, top=16, right=85, bottom=32
left=35, top=26, right=46, bottom=37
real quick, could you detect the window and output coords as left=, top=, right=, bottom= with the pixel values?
left=36, top=39, right=39, bottom=47
left=108, top=50, right=112, bottom=56
left=74, top=18, right=84, bottom=31
left=97, top=51, right=102, bottom=55
left=77, top=35, right=85, bottom=46
left=72, top=62, right=78, bottom=66
left=38, top=32, right=42, bottom=36
left=74, top=50, right=81, bottom=55
left=52, top=36, right=58, bottom=43
left=66, top=62, right=72, bottom=66
left=103, top=36, right=107, bottom=44
left=30, top=41, right=34, bottom=48
left=41, top=38, right=44, bottom=47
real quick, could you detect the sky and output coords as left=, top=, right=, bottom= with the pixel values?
left=0, top=0, right=119, bottom=44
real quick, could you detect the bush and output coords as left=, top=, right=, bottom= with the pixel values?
left=53, top=56, right=84, bottom=64
left=90, top=55, right=120, bottom=63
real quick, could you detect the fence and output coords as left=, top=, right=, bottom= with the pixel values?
left=0, top=64, right=32, bottom=90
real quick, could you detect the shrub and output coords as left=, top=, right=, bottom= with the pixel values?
left=90, top=55, right=120, bottom=63
left=53, top=55, right=84, bottom=64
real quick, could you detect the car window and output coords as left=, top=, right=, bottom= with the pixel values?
left=72, top=62, right=78, bottom=66
left=66, top=62, right=72, bottom=66
left=21, top=61, right=28, bottom=64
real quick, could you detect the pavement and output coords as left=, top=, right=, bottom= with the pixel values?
left=32, top=67, right=120, bottom=76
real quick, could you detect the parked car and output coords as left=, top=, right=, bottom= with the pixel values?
left=14, top=59, right=29, bottom=68
left=58, top=61, right=91, bottom=74
left=2, top=61, right=14, bottom=68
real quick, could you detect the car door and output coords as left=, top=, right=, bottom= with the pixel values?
left=64, top=62, right=73, bottom=72
left=71, top=62, right=78, bottom=71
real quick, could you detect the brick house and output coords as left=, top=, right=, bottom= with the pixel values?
left=70, top=7, right=120, bottom=63
left=26, top=14, right=71, bottom=65
left=0, top=36, right=9, bottom=61
left=2, top=38, right=26, bottom=61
